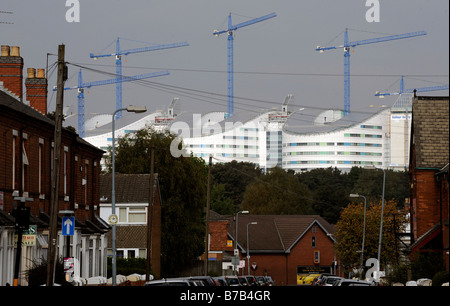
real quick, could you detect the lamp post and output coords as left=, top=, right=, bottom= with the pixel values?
left=349, top=193, right=367, bottom=277
left=246, top=222, right=257, bottom=275
left=111, top=105, right=146, bottom=286
left=364, top=165, right=386, bottom=281
left=234, top=210, right=249, bottom=275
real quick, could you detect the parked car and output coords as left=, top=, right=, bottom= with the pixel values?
left=187, top=276, right=219, bottom=286
left=243, top=275, right=259, bottom=286
left=238, top=276, right=250, bottom=286
left=312, top=273, right=334, bottom=286
left=299, top=273, right=321, bottom=285
left=333, top=278, right=375, bottom=286
left=224, top=276, right=240, bottom=286
left=322, top=276, right=343, bottom=286
left=213, top=276, right=228, bottom=286
left=145, top=278, right=192, bottom=286
left=256, top=276, right=270, bottom=286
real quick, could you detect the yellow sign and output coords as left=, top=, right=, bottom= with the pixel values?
left=14, top=234, right=36, bottom=246
left=227, top=240, right=233, bottom=247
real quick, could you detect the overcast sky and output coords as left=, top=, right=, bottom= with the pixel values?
left=1, top=0, right=448, bottom=119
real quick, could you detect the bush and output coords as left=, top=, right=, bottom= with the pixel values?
left=107, top=257, right=148, bottom=277
left=25, top=257, right=66, bottom=286
left=432, top=270, right=449, bottom=286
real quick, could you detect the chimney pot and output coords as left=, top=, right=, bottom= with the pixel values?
left=1, top=45, right=10, bottom=56
left=27, top=68, right=36, bottom=79
left=37, top=68, right=45, bottom=78
left=10, top=46, right=20, bottom=57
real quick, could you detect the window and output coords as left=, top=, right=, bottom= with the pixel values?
left=312, top=236, right=316, bottom=248
left=22, top=135, right=29, bottom=192
left=39, top=138, right=44, bottom=195
left=118, top=205, right=147, bottom=224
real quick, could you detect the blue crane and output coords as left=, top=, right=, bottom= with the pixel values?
left=55, top=69, right=169, bottom=137
left=316, top=29, right=426, bottom=116
left=374, top=75, right=449, bottom=97
left=89, top=38, right=189, bottom=119
left=213, top=12, right=276, bottom=117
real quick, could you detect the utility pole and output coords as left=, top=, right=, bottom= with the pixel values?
left=146, top=146, right=155, bottom=282
left=46, top=45, right=66, bottom=286
left=204, top=156, right=212, bottom=276
left=12, top=196, right=32, bottom=286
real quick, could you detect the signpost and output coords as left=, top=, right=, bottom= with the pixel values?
left=62, top=216, right=75, bottom=236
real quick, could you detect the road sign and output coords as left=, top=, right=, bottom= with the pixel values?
left=251, top=262, right=258, bottom=271
left=62, top=216, right=75, bottom=236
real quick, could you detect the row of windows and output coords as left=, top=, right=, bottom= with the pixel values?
left=285, top=151, right=382, bottom=157
left=285, top=142, right=382, bottom=147
left=190, top=144, right=259, bottom=149
left=286, top=142, right=335, bottom=147
left=344, top=133, right=382, bottom=138
left=360, top=124, right=382, bottom=129
left=285, top=160, right=383, bottom=165
left=223, top=136, right=259, bottom=140
left=192, top=153, right=260, bottom=158
left=10, top=129, right=96, bottom=205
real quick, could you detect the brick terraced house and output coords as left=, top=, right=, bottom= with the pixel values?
left=99, top=173, right=162, bottom=278
left=0, top=45, right=109, bottom=286
left=208, top=212, right=338, bottom=285
left=409, top=95, right=449, bottom=270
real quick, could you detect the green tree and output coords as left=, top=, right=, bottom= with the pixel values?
left=211, top=160, right=263, bottom=211
left=335, top=199, right=408, bottom=275
left=297, top=168, right=351, bottom=223
left=241, top=167, right=313, bottom=215
left=210, top=183, right=235, bottom=215
left=108, top=128, right=207, bottom=277
left=351, top=168, right=409, bottom=208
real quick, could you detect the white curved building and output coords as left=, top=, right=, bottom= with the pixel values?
left=72, top=95, right=406, bottom=173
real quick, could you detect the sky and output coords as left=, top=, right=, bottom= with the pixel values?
left=1, top=0, right=448, bottom=119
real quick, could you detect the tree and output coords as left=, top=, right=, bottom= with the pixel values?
left=211, top=160, right=263, bottom=212
left=241, top=167, right=313, bottom=215
left=107, top=128, right=207, bottom=276
left=297, top=168, right=351, bottom=223
left=335, top=199, right=408, bottom=275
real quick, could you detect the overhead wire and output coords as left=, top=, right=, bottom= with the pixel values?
left=63, top=62, right=444, bottom=135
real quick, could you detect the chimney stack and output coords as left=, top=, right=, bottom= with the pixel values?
left=25, top=67, right=48, bottom=115
left=0, top=45, right=24, bottom=101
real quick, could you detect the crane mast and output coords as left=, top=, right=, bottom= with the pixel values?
left=316, top=29, right=426, bottom=116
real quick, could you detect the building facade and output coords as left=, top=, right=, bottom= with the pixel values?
left=99, top=173, right=162, bottom=278
left=208, top=213, right=338, bottom=286
left=0, top=45, right=109, bottom=286
left=80, top=94, right=397, bottom=173
left=408, top=95, right=449, bottom=270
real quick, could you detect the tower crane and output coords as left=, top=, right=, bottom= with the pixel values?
left=213, top=12, right=276, bottom=117
left=54, top=69, right=169, bottom=137
left=374, top=75, right=449, bottom=97
left=90, top=38, right=189, bottom=119
left=316, top=29, right=426, bottom=116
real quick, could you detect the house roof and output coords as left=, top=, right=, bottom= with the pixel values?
left=411, top=96, right=449, bottom=169
left=0, top=89, right=103, bottom=154
left=100, top=173, right=158, bottom=203
left=226, top=214, right=335, bottom=254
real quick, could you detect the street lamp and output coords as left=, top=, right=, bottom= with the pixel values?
left=364, top=164, right=386, bottom=281
left=349, top=193, right=367, bottom=277
left=234, top=210, right=249, bottom=275
left=246, top=222, right=257, bottom=275
left=111, top=105, right=146, bottom=286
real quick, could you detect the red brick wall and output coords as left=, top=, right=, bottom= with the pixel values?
left=411, top=169, right=442, bottom=240
left=0, top=49, right=24, bottom=100
left=210, top=220, right=231, bottom=251
left=25, top=69, right=48, bottom=115
left=0, top=100, right=103, bottom=225
left=249, top=225, right=336, bottom=286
